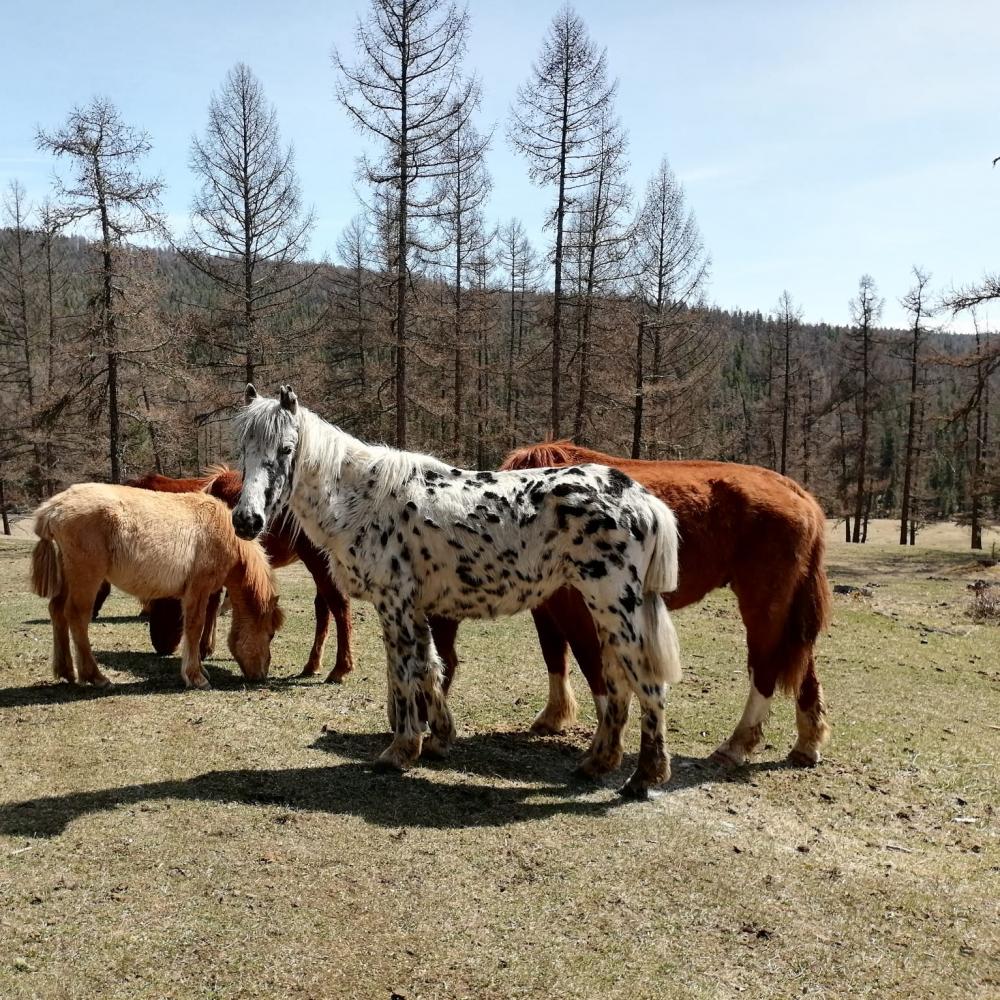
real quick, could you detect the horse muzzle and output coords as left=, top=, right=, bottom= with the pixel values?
left=232, top=508, right=264, bottom=540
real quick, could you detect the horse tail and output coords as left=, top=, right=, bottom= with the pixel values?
left=774, top=502, right=832, bottom=696
left=642, top=593, right=682, bottom=685
left=643, top=495, right=679, bottom=596
left=30, top=505, right=63, bottom=599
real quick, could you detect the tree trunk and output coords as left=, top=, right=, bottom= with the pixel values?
left=0, top=476, right=10, bottom=535
left=631, top=320, right=645, bottom=459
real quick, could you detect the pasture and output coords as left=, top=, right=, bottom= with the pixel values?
left=0, top=524, right=997, bottom=999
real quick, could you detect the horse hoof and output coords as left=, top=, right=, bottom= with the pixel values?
left=619, top=780, right=650, bottom=801
left=323, top=669, right=348, bottom=685
left=530, top=718, right=567, bottom=737
left=373, top=750, right=411, bottom=773
left=787, top=747, right=821, bottom=767
left=421, top=734, right=450, bottom=760
left=185, top=675, right=211, bottom=691
left=299, top=664, right=319, bottom=678
left=710, top=745, right=746, bottom=768
left=575, top=754, right=615, bottom=780
left=88, top=673, right=111, bottom=688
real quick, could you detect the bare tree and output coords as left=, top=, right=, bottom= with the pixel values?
left=430, top=116, right=492, bottom=458
left=185, top=63, right=317, bottom=388
left=630, top=158, right=710, bottom=457
left=335, top=0, right=477, bottom=447
left=509, top=4, right=617, bottom=437
left=898, top=267, right=933, bottom=545
left=773, top=290, right=802, bottom=476
left=36, top=97, right=164, bottom=482
left=845, top=274, right=883, bottom=542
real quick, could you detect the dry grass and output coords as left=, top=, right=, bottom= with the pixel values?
left=0, top=534, right=998, bottom=999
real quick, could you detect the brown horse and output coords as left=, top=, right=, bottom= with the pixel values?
left=30, top=484, right=284, bottom=688
left=96, top=467, right=354, bottom=683
left=433, top=442, right=832, bottom=766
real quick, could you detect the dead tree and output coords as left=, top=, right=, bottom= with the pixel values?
left=773, top=290, right=802, bottom=477
left=335, top=0, right=478, bottom=447
left=898, top=267, right=933, bottom=545
left=508, top=4, right=616, bottom=438
left=630, top=158, right=709, bottom=458
left=845, top=275, right=883, bottom=542
left=36, top=97, right=163, bottom=482
left=184, top=63, right=316, bottom=388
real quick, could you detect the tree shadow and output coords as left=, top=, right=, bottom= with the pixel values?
left=0, top=729, right=799, bottom=839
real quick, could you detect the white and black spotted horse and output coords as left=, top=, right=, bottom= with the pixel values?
left=232, top=385, right=683, bottom=797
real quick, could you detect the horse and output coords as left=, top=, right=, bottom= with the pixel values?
left=433, top=441, right=832, bottom=767
left=94, top=467, right=353, bottom=683
left=30, top=483, right=284, bottom=689
left=232, top=385, right=683, bottom=798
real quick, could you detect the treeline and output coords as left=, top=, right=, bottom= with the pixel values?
left=0, top=1, right=997, bottom=547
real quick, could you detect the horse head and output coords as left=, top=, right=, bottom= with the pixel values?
left=232, top=383, right=300, bottom=540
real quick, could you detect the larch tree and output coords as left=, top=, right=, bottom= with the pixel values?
left=773, top=289, right=802, bottom=476
left=36, top=97, right=164, bottom=482
left=185, top=63, right=317, bottom=389
left=898, top=267, right=933, bottom=545
left=630, top=157, right=709, bottom=458
left=334, top=0, right=478, bottom=447
left=508, top=4, right=617, bottom=438
left=430, top=114, right=492, bottom=459
left=0, top=182, right=44, bottom=498
left=845, top=274, right=883, bottom=543
left=566, top=110, right=631, bottom=442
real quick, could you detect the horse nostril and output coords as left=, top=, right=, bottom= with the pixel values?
left=251, top=513, right=264, bottom=534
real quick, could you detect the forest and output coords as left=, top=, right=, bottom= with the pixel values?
left=0, top=3, right=997, bottom=548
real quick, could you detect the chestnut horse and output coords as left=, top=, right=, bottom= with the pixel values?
left=433, top=442, right=832, bottom=766
left=92, top=467, right=353, bottom=683
left=31, top=484, right=283, bottom=688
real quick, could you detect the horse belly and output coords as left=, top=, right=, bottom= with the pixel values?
left=106, top=561, right=191, bottom=602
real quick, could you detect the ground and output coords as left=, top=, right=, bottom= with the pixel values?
left=0, top=520, right=997, bottom=1000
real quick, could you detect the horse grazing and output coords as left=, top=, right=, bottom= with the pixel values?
left=30, top=483, right=284, bottom=689
left=434, top=441, right=832, bottom=766
left=92, top=467, right=353, bottom=683
left=232, top=385, right=683, bottom=798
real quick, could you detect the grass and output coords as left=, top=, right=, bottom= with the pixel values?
left=0, top=528, right=997, bottom=999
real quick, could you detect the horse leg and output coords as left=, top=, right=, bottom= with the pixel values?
left=712, top=617, right=778, bottom=766
left=49, top=591, right=75, bottom=683
left=529, top=601, right=577, bottom=735
left=66, top=588, right=109, bottom=687
left=300, top=590, right=331, bottom=678
left=576, top=649, right=630, bottom=780
left=429, top=616, right=460, bottom=695
left=199, top=590, right=222, bottom=660
left=374, top=601, right=425, bottom=771
left=789, top=655, right=829, bottom=766
left=415, top=623, right=455, bottom=759
left=180, top=593, right=211, bottom=690
left=91, top=580, right=111, bottom=621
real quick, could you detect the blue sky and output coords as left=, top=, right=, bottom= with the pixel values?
left=2, top=0, right=998, bottom=331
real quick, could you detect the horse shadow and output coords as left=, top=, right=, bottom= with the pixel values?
left=0, top=649, right=287, bottom=710
left=0, top=727, right=794, bottom=839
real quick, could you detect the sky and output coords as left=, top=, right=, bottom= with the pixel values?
left=2, top=0, right=998, bottom=332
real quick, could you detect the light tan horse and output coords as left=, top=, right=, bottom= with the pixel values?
left=30, top=484, right=284, bottom=689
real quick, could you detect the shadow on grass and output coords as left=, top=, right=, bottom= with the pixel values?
left=0, top=649, right=300, bottom=708
left=0, top=728, right=797, bottom=838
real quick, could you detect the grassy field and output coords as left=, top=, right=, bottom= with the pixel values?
left=0, top=527, right=997, bottom=999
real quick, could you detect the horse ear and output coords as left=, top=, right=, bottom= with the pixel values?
left=279, top=385, right=298, bottom=414
left=245, top=383, right=258, bottom=403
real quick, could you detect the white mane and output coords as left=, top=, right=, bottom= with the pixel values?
left=296, top=406, right=452, bottom=507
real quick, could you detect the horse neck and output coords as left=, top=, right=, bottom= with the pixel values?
left=294, top=407, right=370, bottom=495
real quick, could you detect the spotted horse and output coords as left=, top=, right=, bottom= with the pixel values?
left=232, top=385, right=683, bottom=798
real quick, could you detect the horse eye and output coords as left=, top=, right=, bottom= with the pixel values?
left=277, top=446, right=292, bottom=458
